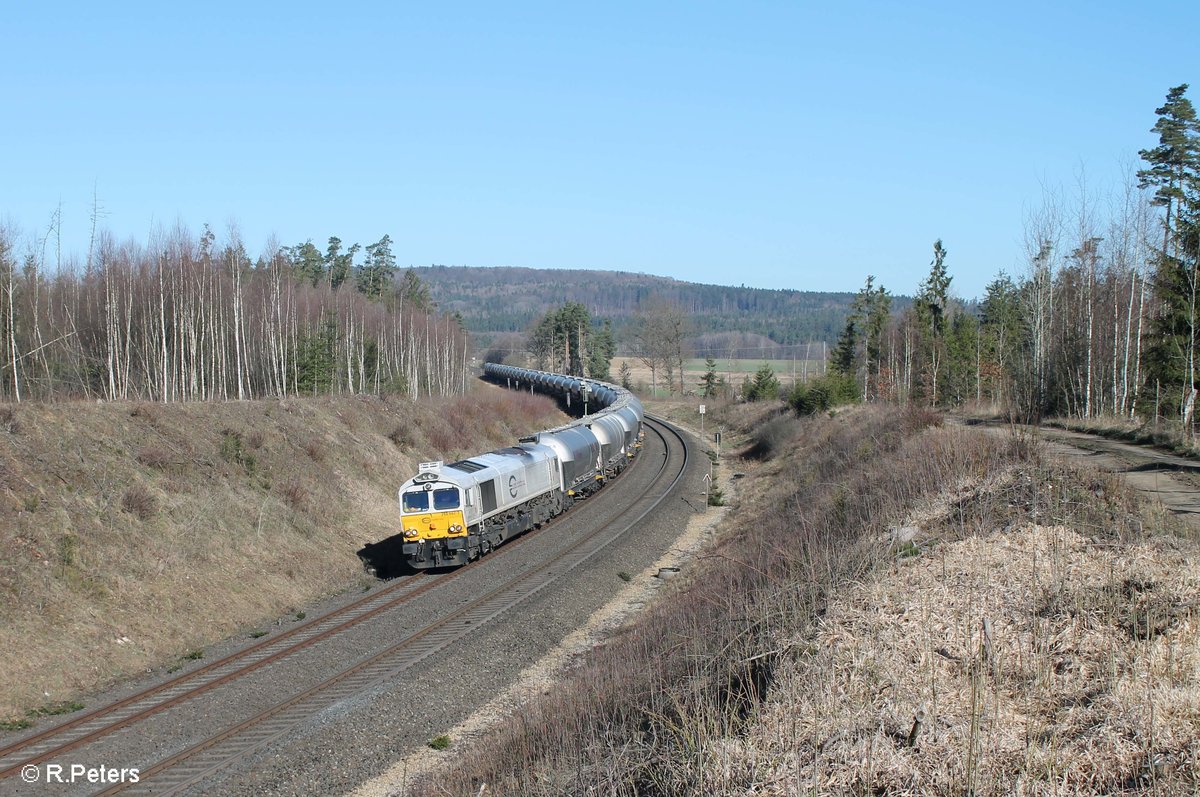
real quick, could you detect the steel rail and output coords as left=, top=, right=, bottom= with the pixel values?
left=0, top=422, right=652, bottom=784
left=97, top=416, right=688, bottom=796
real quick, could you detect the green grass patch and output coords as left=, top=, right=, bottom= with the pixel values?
left=26, top=700, right=84, bottom=718
left=428, top=734, right=452, bottom=751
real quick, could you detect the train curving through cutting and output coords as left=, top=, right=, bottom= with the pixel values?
left=381, top=364, right=644, bottom=570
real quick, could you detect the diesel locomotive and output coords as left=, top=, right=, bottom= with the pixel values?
left=392, top=364, right=644, bottom=569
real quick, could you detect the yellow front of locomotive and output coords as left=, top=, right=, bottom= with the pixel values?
left=399, top=466, right=470, bottom=568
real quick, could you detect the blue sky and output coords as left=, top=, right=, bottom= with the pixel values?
left=2, top=1, right=1195, bottom=300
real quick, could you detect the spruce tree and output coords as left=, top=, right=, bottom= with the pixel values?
left=700, top=357, right=720, bottom=398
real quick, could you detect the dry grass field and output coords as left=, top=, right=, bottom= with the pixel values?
left=0, top=386, right=563, bottom=724
left=720, top=479, right=1199, bottom=794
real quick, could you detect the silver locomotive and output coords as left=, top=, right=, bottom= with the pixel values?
left=391, top=365, right=644, bottom=569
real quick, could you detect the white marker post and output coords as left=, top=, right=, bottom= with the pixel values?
left=699, top=403, right=706, bottom=434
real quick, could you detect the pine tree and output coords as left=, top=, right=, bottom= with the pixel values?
left=915, top=239, right=953, bottom=404
left=831, top=314, right=858, bottom=376
left=324, top=237, right=358, bottom=290
left=746, top=363, right=780, bottom=401
left=287, top=240, right=326, bottom=286
left=1139, top=85, right=1200, bottom=428
left=700, top=357, right=720, bottom=397
left=618, top=360, right=633, bottom=390
left=358, top=235, right=397, bottom=299
left=978, top=273, right=1024, bottom=404
left=587, top=319, right=615, bottom=378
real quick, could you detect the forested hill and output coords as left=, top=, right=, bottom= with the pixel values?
left=413, top=265, right=871, bottom=345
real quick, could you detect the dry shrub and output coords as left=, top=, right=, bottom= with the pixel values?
left=136, top=446, right=173, bottom=469
left=120, top=485, right=157, bottom=520
left=246, top=430, right=265, bottom=450
left=426, top=417, right=467, bottom=454
left=129, top=403, right=158, bottom=423
left=741, top=413, right=796, bottom=460
left=304, top=439, right=326, bottom=462
left=488, top=390, right=559, bottom=429
left=279, top=480, right=307, bottom=512
left=388, top=426, right=417, bottom=449
left=0, top=405, right=18, bottom=434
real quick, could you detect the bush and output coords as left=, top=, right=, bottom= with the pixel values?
left=743, top=415, right=797, bottom=461
left=279, top=479, right=307, bottom=511
left=219, top=430, right=257, bottom=475
left=137, top=445, right=173, bottom=469
left=303, top=439, right=326, bottom=462
left=743, top=363, right=781, bottom=402
left=387, top=426, right=416, bottom=449
left=121, top=485, right=158, bottom=520
left=789, top=372, right=860, bottom=416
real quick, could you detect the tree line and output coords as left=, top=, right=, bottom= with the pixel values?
left=412, top=264, right=858, bottom=345
left=0, top=224, right=469, bottom=403
left=818, top=84, right=1199, bottom=429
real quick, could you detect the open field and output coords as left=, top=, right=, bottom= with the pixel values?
left=611, top=356, right=828, bottom=396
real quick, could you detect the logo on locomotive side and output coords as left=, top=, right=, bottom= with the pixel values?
left=508, top=474, right=519, bottom=497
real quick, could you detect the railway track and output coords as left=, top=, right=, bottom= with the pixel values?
left=1, top=415, right=690, bottom=796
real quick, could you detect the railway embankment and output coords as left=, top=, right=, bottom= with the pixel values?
left=0, top=386, right=564, bottom=724
left=397, top=401, right=1200, bottom=796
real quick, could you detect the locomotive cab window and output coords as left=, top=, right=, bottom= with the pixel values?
left=402, top=491, right=430, bottom=512
left=433, top=488, right=460, bottom=510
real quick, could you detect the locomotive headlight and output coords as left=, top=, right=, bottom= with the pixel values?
left=403, top=529, right=419, bottom=538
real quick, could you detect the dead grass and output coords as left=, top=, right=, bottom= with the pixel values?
left=0, top=381, right=563, bottom=720
left=136, top=445, right=175, bottom=469
left=728, top=519, right=1199, bottom=795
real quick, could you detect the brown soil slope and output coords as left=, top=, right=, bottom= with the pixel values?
left=0, top=386, right=563, bottom=719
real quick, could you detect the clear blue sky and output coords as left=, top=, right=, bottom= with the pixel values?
left=2, top=1, right=1195, bottom=300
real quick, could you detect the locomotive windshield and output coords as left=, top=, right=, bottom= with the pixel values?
left=402, top=491, right=430, bottom=512
left=402, top=487, right=460, bottom=512
left=433, top=488, right=460, bottom=510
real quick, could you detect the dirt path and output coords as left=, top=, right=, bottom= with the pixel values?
left=969, top=420, right=1200, bottom=526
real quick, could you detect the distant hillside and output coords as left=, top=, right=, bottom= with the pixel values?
left=413, top=265, right=880, bottom=351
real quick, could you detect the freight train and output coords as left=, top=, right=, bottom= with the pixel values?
left=391, top=364, right=644, bottom=569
